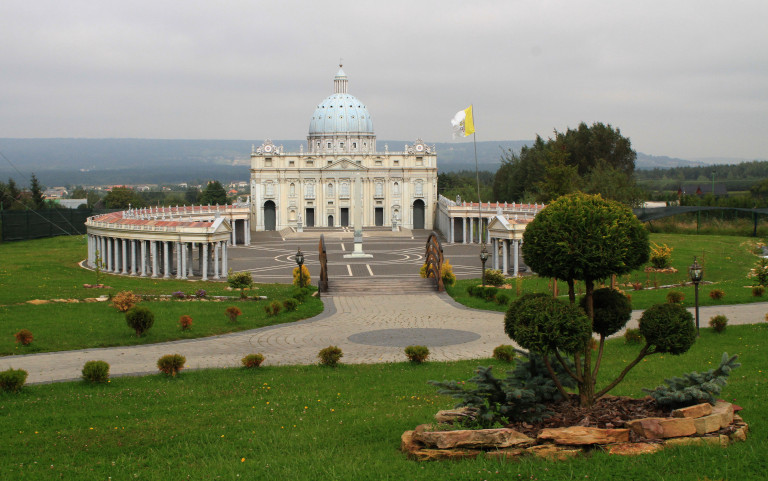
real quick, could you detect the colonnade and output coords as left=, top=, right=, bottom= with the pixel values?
left=87, top=235, right=229, bottom=281
left=490, top=237, right=523, bottom=277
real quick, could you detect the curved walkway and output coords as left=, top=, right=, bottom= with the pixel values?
left=3, top=295, right=767, bottom=384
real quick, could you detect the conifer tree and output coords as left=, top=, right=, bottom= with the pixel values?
left=643, top=352, right=740, bottom=408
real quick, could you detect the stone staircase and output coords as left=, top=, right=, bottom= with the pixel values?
left=325, top=277, right=438, bottom=295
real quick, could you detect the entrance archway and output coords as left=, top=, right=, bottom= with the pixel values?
left=264, top=201, right=276, bottom=231
left=328, top=215, right=334, bottom=227
left=413, top=199, right=425, bottom=229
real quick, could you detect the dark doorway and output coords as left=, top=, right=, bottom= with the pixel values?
left=340, top=208, right=349, bottom=227
left=413, top=199, right=425, bottom=229
left=264, top=201, right=276, bottom=231
left=328, top=215, right=334, bottom=227
left=375, top=207, right=384, bottom=226
left=453, top=217, right=463, bottom=242
left=305, top=208, right=315, bottom=227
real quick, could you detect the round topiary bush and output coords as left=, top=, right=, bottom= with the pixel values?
left=225, top=306, right=242, bottom=322
left=82, top=360, right=110, bottom=383
left=709, top=315, right=728, bottom=333
left=404, top=345, right=430, bottom=364
left=241, top=353, right=265, bottom=368
left=125, top=306, right=155, bottom=337
left=264, top=300, right=282, bottom=316
left=580, top=288, right=632, bottom=337
left=709, top=289, right=725, bottom=300
left=282, top=298, right=299, bottom=311
left=492, top=344, right=517, bottom=362
left=0, top=368, right=27, bottom=393
left=638, top=303, right=696, bottom=355
left=483, top=269, right=505, bottom=287
left=505, top=293, right=592, bottom=355
left=157, top=354, right=186, bottom=377
left=318, top=346, right=343, bottom=367
left=14, top=329, right=33, bottom=346
left=666, top=291, right=685, bottom=304
left=178, top=315, right=193, bottom=331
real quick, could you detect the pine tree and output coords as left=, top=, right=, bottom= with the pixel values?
left=643, top=352, right=740, bottom=408
left=30, top=174, right=46, bottom=209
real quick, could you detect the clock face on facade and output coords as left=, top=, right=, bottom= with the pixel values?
left=264, top=145, right=273, bottom=153
left=416, top=144, right=424, bottom=152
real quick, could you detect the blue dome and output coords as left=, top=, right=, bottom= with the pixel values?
left=309, top=93, right=374, bottom=135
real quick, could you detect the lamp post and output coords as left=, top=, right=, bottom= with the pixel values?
left=689, top=256, right=703, bottom=336
left=296, top=247, right=305, bottom=288
left=480, top=243, right=489, bottom=287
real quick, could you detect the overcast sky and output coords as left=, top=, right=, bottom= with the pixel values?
left=1, top=0, right=766, bottom=160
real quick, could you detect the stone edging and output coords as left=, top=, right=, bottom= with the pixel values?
left=401, top=401, right=748, bottom=461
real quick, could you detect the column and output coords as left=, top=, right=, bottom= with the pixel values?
left=151, top=241, right=158, bottom=278
left=462, top=218, right=467, bottom=244
left=181, top=243, right=187, bottom=280
left=448, top=216, right=454, bottom=244
left=176, top=242, right=183, bottom=279
left=469, top=218, right=475, bottom=244
left=163, top=241, right=170, bottom=279
left=201, top=242, right=209, bottom=281
left=222, top=241, right=228, bottom=275
left=106, top=237, right=113, bottom=272
left=198, top=244, right=203, bottom=274
left=502, top=239, right=509, bottom=276
left=245, top=220, right=250, bottom=245
left=140, top=240, right=147, bottom=277
left=121, top=239, right=128, bottom=274
left=492, top=238, right=499, bottom=270
left=187, top=242, right=195, bottom=277
left=131, top=240, right=137, bottom=276
left=231, top=220, right=237, bottom=246
left=213, top=241, right=220, bottom=279
left=87, top=235, right=94, bottom=267
left=513, top=239, right=520, bottom=277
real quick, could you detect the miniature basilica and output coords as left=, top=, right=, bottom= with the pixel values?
left=250, top=67, right=437, bottom=231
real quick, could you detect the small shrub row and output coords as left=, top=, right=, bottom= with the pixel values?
left=404, top=345, right=429, bottom=363
left=242, top=353, right=265, bottom=368
left=82, top=360, right=110, bottom=383
left=264, top=301, right=281, bottom=317
left=157, top=354, right=186, bottom=377
left=0, top=368, right=28, bottom=392
left=710, top=314, right=728, bottom=333
left=112, top=291, right=141, bottom=312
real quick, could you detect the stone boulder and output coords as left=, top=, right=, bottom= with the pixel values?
left=537, top=426, right=629, bottom=445
left=414, top=427, right=534, bottom=449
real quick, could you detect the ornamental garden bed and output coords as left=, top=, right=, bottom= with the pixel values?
left=401, top=398, right=748, bottom=461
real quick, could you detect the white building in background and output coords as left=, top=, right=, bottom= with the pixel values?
left=249, top=66, right=438, bottom=231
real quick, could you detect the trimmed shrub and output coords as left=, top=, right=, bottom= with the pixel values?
left=666, top=291, right=685, bottom=304
left=318, top=346, right=343, bottom=367
left=0, top=368, right=27, bottom=393
left=505, top=293, right=592, bottom=355
left=404, top=345, right=430, bottom=364
left=649, top=242, right=673, bottom=269
left=492, top=345, right=517, bottom=363
left=241, top=353, right=265, bottom=368
left=481, top=286, right=498, bottom=301
left=709, top=289, right=725, bottom=300
left=484, top=269, right=505, bottom=287
left=581, top=287, right=632, bottom=337
left=125, top=306, right=155, bottom=337
left=82, top=360, right=110, bottom=383
left=264, top=301, right=282, bottom=316
left=752, top=286, right=765, bottom=297
left=178, top=315, right=193, bottom=331
left=624, top=328, right=643, bottom=345
left=495, top=292, right=510, bottom=306
left=227, top=270, right=253, bottom=289
left=282, top=298, right=299, bottom=311
left=225, top=306, right=242, bottom=323
left=292, top=287, right=312, bottom=302
left=638, top=303, right=696, bottom=355
left=442, top=259, right=457, bottom=287
left=157, top=354, right=186, bottom=377
left=14, top=329, right=33, bottom=346
left=709, top=315, right=728, bottom=333
left=293, top=265, right=311, bottom=288
left=111, top=290, right=140, bottom=312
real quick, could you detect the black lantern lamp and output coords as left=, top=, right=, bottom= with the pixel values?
left=689, top=256, right=703, bottom=336
left=296, top=247, right=305, bottom=288
left=480, top=243, right=489, bottom=287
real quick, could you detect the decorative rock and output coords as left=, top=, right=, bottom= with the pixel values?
left=694, top=413, right=725, bottom=435
left=401, top=431, right=421, bottom=454
left=434, top=407, right=473, bottom=423
left=409, top=448, right=481, bottom=461
left=537, top=426, right=629, bottom=445
left=665, top=436, right=727, bottom=448
left=27, top=299, right=49, bottom=305
left=605, top=442, right=664, bottom=456
left=672, top=403, right=712, bottom=418
left=711, top=401, right=734, bottom=428
left=526, top=444, right=582, bottom=461
left=414, top=428, right=534, bottom=449
left=730, top=424, right=749, bottom=442
left=484, top=448, right=526, bottom=460
left=627, top=417, right=696, bottom=439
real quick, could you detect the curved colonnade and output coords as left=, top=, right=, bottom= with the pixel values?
left=85, top=204, right=251, bottom=281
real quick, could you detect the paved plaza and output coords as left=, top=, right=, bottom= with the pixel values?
left=4, top=228, right=767, bottom=384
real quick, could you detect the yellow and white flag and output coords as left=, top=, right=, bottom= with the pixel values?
left=451, top=106, right=475, bottom=138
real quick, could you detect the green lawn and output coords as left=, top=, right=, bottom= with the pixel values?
left=448, top=233, right=767, bottom=312
left=0, top=236, right=323, bottom=355
left=1, top=324, right=765, bottom=480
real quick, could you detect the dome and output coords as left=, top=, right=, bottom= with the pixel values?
left=308, top=67, right=374, bottom=135
left=308, top=93, right=374, bottom=135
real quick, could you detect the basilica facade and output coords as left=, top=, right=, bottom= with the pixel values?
left=249, top=67, right=438, bottom=231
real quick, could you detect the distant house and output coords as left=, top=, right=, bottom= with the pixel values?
left=679, top=182, right=728, bottom=197
left=44, top=188, right=67, bottom=199
left=56, top=199, right=88, bottom=209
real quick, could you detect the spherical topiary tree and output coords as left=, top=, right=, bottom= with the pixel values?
left=639, top=303, right=696, bottom=355
left=581, top=288, right=632, bottom=338
left=518, top=193, right=651, bottom=406
left=125, top=306, right=155, bottom=337
left=505, top=293, right=591, bottom=355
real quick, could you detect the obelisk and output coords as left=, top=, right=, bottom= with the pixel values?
left=344, top=175, right=372, bottom=258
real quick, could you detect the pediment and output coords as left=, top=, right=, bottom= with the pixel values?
left=321, top=158, right=367, bottom=171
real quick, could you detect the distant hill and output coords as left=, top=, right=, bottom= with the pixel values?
left=0, top=138, right=758, bottom=185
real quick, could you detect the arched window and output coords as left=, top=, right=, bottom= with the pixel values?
left=393, top=182, right=400, bottom=196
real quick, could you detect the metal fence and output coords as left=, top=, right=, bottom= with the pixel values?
left=0, top=208, right=113, bottom=242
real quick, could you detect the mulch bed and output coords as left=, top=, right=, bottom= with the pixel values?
left=506, top=395, right=671, bottom=441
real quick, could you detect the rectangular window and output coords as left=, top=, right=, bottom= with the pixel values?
left=289, top=160, right=295, bottom=166
left=265, top=158, right=272, bottom=167
left=416, top=157, right=423, bottom=166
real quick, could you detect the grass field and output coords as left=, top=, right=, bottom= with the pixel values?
left=1, top=324, right=765, bottom=480
left=0, top=236, right=323, bottom=355
left=448, top=233, right=767, bottom=312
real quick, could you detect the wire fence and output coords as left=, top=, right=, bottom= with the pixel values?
left=0, top=208, right=114, bottom=242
